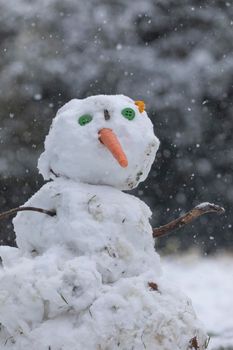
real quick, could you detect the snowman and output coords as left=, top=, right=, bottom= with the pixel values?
left=0, top=95, right=207, bottom=349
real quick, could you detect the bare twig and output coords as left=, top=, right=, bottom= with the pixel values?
left=0, top=207, right=56, bottom=221
left=153, top=202, right=225, bottom=238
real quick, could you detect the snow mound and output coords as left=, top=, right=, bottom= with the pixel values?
left=0, top=179, right=207, bottom=349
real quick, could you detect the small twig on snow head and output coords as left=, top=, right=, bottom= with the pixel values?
left=153, top=202, right=225, bottom=238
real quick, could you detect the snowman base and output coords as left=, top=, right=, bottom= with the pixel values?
left=0, top=179, right=207, bottom=350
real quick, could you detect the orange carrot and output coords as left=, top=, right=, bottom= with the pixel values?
left=98, top=128, right=128, bottom=168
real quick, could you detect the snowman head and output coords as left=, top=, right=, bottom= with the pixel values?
left=38, top=95, right=160, bottom=190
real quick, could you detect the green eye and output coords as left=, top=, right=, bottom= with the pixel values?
left=121, top=108, right=135, bottom=120
left=78, top=114, right=93, bottom=126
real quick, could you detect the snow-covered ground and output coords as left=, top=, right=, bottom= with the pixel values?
left=163, top=252, right=233, bottom=350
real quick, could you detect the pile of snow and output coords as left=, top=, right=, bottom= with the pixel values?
left=0, top=181, right=208, bottom=349
left=163, top=252, right=233, bottom=350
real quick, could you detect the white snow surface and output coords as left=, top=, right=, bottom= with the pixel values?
left=0, top=95, right=207, bottom=349
left=38, top=95, right=159, bottom=190
left=163, top=253, right=233, bottom=350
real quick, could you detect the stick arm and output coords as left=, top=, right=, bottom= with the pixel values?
left=153, top=202, right=225, bottom=238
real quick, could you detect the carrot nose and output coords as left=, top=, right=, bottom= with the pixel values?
left=98, top=128, right=128, bottom=168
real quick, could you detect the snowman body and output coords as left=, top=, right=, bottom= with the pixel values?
left=15, top=178, right=160, bottom=282
left=0, top=95, right=207, bottom=349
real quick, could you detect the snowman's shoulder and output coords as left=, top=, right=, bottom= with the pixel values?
left=24, top=180, right=152, bottom=223
left=124, top=192, right=152, bottom=217
left=21, top=180, right=61, bottom=207
left=83, top=184, right=153, bottom=220
left=19, top=180, right=152, bottom=220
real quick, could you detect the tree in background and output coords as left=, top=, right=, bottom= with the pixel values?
left=0, top=0, right=232, bottom=251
